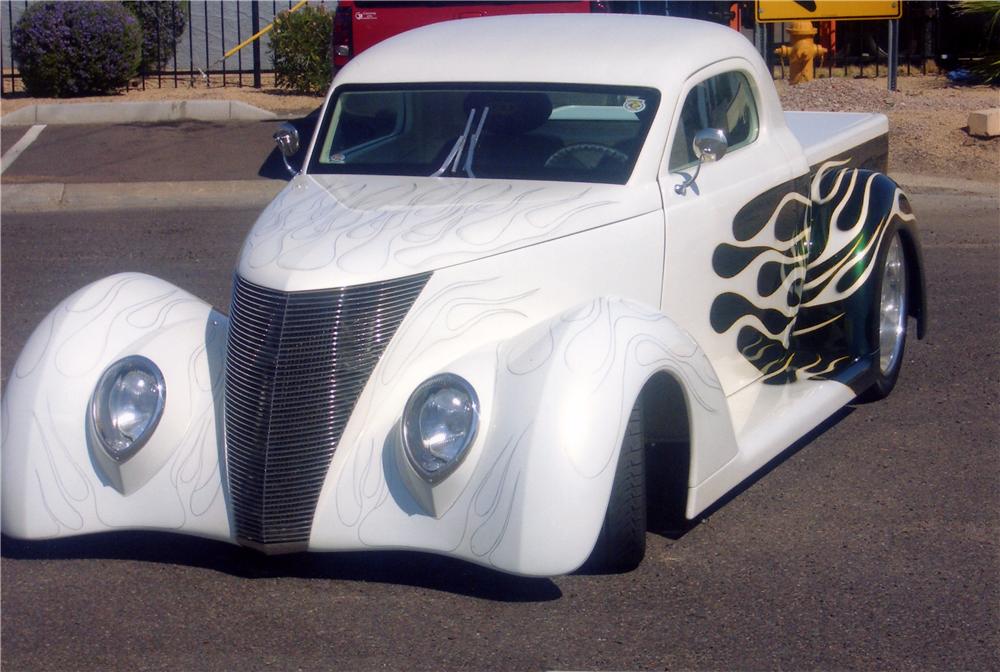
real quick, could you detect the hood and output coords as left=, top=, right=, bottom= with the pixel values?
left=237, top=174, right=659, bottom=291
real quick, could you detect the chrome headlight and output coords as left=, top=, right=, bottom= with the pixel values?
left=402, top=373, right=479, bottom=483
left=89, top=356, right=166, bottom=463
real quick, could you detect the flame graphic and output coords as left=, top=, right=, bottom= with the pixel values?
left=710, top=160, right=913, bottom=384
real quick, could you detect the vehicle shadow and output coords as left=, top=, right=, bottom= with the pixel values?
left=0, top=401, right=855, bottom=600
left=257, top=110, right=321, bottom=180
left=646, top=406, right=855, bottom=541
left=1, top=531, right=561, bottom=601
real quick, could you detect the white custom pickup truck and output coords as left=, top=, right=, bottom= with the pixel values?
left=2, top=14, right=925, bottom=576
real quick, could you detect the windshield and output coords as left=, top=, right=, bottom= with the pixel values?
left=308, top=84, right=660, bottom=184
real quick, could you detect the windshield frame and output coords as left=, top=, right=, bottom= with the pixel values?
left=306, top=82, right=662, bottom=185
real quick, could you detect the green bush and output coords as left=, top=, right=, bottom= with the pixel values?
left=955, top=0, right=1000, bottom=84
left=11, top=1, right=142, bottom=97
left=270, top=5, right=333, bottom=95
left=122, top=1, right=188, bottom=73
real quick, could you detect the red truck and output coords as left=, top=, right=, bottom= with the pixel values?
left=332, top=1, right=609, bottom=69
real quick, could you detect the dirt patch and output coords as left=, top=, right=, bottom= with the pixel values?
left=776, top=76, right=1000, bottom=184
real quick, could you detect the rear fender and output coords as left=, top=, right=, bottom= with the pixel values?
left=790, top=168, right=926, bottom=390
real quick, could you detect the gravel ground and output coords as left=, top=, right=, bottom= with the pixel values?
left=2, top=73, right=997, bottom=182
left=776, top=76, right=999, bottom=183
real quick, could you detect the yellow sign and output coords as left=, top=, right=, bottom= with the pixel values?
left=756, top=1, right=902, bottom=22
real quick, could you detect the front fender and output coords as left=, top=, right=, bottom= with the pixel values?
left=488, top=297, right=735, bottom=575
left=1, top=273, right=231, bottom=541
left=345, top=297, right=734, bottom=576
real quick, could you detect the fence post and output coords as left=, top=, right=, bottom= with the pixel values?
left=187, top=1, right=194, bottom=85
left=172, top=4, right=179, bottom=88
left=204, top=1, right=211, bottom=87
left=888, top=18, right=899, bottom=91
left=252, top=0, right=262, bottom=89
left=754, top=20, right=766, bottom=63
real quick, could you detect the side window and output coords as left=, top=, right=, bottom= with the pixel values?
left=668, top=71, right=759, bottom=171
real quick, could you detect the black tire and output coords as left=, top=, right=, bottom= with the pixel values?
left=583, top=401, right=646, bottom=573
left=859, top=230, right=909, bottom=402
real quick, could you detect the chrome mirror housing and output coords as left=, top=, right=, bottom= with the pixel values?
left=693, top=127, right=728, bottom=163
left=674, top=128, right=729, bottom=195
left=273, top=122, right=301, bottom=176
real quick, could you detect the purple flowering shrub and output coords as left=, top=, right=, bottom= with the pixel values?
left=12, top=1, right=142, bottom=97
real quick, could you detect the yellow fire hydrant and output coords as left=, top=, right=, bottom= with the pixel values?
left=774, top=21, right=828, bottom=85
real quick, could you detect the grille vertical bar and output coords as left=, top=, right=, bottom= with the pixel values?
left=224, top=273, right=431, bottom=551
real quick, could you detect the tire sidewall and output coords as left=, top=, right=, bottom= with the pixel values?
left=863, top=226, right=909, bottom=400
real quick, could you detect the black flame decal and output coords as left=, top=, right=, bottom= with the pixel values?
left=709, top=140, right=911, bottom=385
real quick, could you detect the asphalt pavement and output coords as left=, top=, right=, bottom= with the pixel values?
left=1, top=109, right=320, bottom=212
left=0, top=193, right=997, bottom=671
left=1, top=111, right=996, bottom=216
left=1, top=115, right=998, bottom=670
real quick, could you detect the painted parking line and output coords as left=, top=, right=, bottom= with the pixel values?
left=1, top=124, right=46, bottom=175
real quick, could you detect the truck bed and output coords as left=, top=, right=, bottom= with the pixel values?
left=784, top=111, right=888, bottom=168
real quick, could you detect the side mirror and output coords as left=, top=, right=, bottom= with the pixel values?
left=273, top=122, right=301, bottom=176
left=674, top=128, right=729, bottom=196
left=693, top=128, right=728, bottom=163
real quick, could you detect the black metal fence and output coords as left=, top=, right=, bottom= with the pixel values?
left=0, top=0, right=972, bottom=97
left=761, top=11, right=945, bottom=80
left=1, top=0, right=333, bottom=95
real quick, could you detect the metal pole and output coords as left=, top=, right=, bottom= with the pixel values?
left=156, top=14, right=162, bottom=88
left=2, top=1, right=12, bottom=94
left=5, top=1, right=14, bottom=93
left=1, top=4, right=6, bottom=96
left=236, top=2, right=243, bottom=86
left=252, top=1, right=262, bottom=89
left=754, top=18, right=765, bottom=60
left=888, top=19, right=899, bottom=91
left=220, top=4, right=226, bottom=86
left=187, top=1, right=194, bottom=85
left=924, top=3, right=935, bottom=75
left=204, top=1, right=210, bottom=87
left=172, top=5, right=179, bottom=88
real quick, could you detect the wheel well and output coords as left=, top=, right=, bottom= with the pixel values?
left=897, top=225, right=927, bottom=339
left=639, top=372, right=691, bottom=534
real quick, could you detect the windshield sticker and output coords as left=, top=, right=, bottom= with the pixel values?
left=331, top=153, right=346, bottom=164
left=623, top=97, right=646, bottom=113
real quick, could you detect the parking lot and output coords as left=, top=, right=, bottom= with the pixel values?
left=1, top=116, right=997, bottom=670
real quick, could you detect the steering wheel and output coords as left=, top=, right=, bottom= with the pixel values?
left=544, top=143, right=630, bottom=169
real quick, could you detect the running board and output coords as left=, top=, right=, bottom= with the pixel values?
left=685, top=359, right=869, bottom=519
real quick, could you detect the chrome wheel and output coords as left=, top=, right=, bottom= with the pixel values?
left=878, top=234, right=907, bottom=375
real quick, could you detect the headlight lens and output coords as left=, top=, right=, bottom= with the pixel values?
left=90, top=356, right=166, bottom=462
left=402, top=373, right=479, bottom=483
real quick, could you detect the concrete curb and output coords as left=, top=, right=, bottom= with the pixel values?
left=1, top=100, right=277, bottom=126
left=891, top=172, right=998, bottom=197
left=1, top=179, right=286, bottom=213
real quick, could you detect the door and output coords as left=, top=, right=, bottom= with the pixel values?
left=659, top=61, right=810, bottom=396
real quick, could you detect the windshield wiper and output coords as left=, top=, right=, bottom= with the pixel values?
left=432, top=108, right=477, bottom=177
left=462, top=106, right=489, bottom=178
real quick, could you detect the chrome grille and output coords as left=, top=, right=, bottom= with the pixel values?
left=225, top=273, right=431, bottom=551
